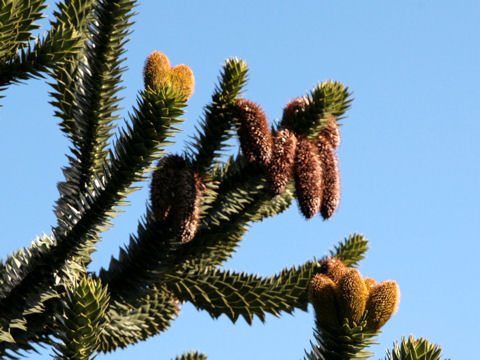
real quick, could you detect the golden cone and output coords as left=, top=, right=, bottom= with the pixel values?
left=234, top=99, right=273, bottom=166
left=365, top=280, right=400, bottom=331
left=319, top=257, right=348, bottom=284
left=293, top=137, right=322, bottom=219
left=265, top=129, right=297, bottom=195
left=364, top=277, right=377, bottom=292
left=143, top=51, right=171, bottom=89
left=335, top=268, right=369, bottom=325
left=308, top=274, right=340, bottom=329
left=170, top=64, right=195, bottom=99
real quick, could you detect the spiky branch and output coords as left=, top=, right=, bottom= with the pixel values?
left=0, top=2, right=436, bottom=359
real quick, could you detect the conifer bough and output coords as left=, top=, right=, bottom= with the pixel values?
left=0, top=1, right=446, bottom=359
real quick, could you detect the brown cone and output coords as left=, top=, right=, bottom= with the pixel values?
left=151, top=155, right=204, bottom=243
left=150, top=155, right=187, bottom=222
left=233, top=99, right=273, bottom=166
left=308, top=274, right=340, bottom=329
left=319, top=115, right=341, bottom=148
left=317, top=137, right=341, bottom=220
left=335, top=268, right=369, bottom=325
left=293, top=137, right=323, bottom=219
left=265, top=129, right=297, bottom=195
left=170, top=170, right=204, bottom=243
left=281, top=96, right=309, bottom=131
left=319, top=257, right=348, bottom=284
left=365, top=280, right=400, bottom=331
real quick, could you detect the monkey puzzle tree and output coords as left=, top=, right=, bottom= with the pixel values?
left=0, top=0, right=446, bottom=359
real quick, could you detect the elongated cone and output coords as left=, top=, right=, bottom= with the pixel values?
left=144, top=51, right=171, bottom=89
left=308, top=274, right=340, bottom=329
left=233, top=99, right=273, bottom=166
left=293, top=137, right=323, bottom=219
left=365, top=280, right=400, bottom=331
left=170, top=170, right=204, bottom=243
left=319, top=115, right=341, bottom=148
left=317, top=137, right=341, bottom=220
left=281, top=96, right=309, bottom=131
left=266, top=129, right=297, bottom=195
left=170, top=64, right=195, bottom=99
left=336, top=268, right=369, bottom=325
left=151, top=155, right=187, bottom=222
left=151, top=156, right=204, bottom=242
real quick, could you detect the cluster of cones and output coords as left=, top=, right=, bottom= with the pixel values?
left=143, top=51, right=195, bottom=99
left=233, top=97, right=341, bottom=219
left=308, top=258, right=400, bottom=332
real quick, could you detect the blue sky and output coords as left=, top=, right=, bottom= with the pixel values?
left=1, top=0, right=479, bottom=359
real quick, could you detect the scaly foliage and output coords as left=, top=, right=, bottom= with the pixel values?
left=385, top=336, right=444, bottom=360
left=329, top=233, right=369, bottom=268
left=164, top=260, right=321, bottom=324
left=305, top=324, right=376, bottom=360
left=97, top=288, right=180, bottom=352
left=0, top=86, right=187, bottom=337
left=0, top=0, right=94, bottom=88
left=282, top=81, right=352, bottom=140
left=173, top=352, right=208, bottom=360
left=187, top=57, right=249, bottom=173
left=53, top=277, right=109, bottom=360
left=0, top=0, right=47, bottom=60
